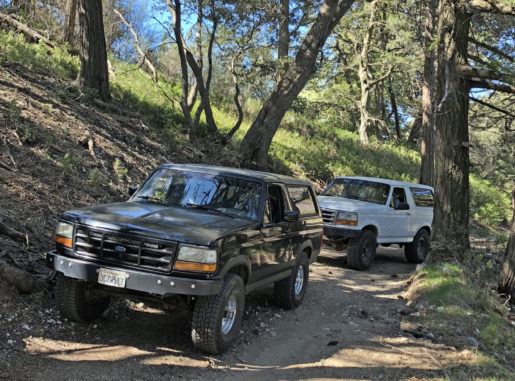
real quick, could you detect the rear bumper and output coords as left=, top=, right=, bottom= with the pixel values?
left=46, top=251, right=222, bottom=296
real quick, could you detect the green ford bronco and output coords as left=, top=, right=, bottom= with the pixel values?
left=46, top=164, right=323, bottom=353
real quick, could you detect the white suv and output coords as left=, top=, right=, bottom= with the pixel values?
left=318, top=177, right=434, bottom=270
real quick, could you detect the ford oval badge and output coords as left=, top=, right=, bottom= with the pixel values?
left=114, top=245, right=127, bottom=253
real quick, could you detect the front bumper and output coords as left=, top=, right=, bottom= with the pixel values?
left=46, top=251, right=222, bottom=296
left=323, top=225, right=360, bottom=240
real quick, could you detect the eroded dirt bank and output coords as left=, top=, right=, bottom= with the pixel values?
left=1, top=246, right=480, bottom=380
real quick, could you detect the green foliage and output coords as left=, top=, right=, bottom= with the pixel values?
left=470, top=175, right=511, bottom=225
left=88, top=168, right=104, bottom=188
left=57, top=153, right=81, bottom=172
left=113, top=159, right=128, bottom=180
left=412, top=263, right=515, bottom=378
left=110, top=60, right=185, bottom=145
left=0, top=31, right=79, bottom=79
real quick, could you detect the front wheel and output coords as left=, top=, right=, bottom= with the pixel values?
left=55, top=274, right=110, bottom=322
left=347, top=230, right=377, bottom=270
left=191, top=273, right=245, bottom=354
left=404, top=229, right=430, bottom=263
left=274, top=251, right=309, bottom=309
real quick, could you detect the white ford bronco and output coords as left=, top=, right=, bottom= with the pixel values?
left=318, top=177, right=434, bottom=270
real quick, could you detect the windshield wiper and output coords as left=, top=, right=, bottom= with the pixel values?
left=185, top=203, right=234, bottom=219
left=135, top=195, right=168, bottom=206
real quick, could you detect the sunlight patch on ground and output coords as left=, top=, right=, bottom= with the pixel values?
left=24, top=337, right=152, bottom=361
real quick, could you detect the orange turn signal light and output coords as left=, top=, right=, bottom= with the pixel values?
left=174, top=260, right=216, bottom=272
left=55, top=235, right=72, bottom=248
left=336, top=219, right=357, bottom=226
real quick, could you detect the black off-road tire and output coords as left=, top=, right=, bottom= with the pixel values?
left=404, top=229, right=430, bottom=264
left=191, top=273, right=245, bottom=354
left=347, top=230, right=377, bottom=270
left=273, top=251, right=309, bottom=309
left=55, top=274, right=110, bottom=322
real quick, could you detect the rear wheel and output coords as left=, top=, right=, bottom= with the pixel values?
left=274, top=251, right=309, bottom=309
left=191, top=273, right=245, bottom=354
left=55, top=274, right=110, bottom=322
left=347, top=230, right=377, bottom=270
left=405, top=229, right=430, bottom=263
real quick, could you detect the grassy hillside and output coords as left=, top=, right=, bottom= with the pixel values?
left=0, top=30, right=511, bottom=228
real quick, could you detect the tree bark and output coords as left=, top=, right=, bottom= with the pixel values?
left=278, top=0, right=290, bottom=59
left=64, top=0, right=77, bottom=44
left=387, top=85, right=401, bottom=140
left=78, top=0, right=110, bottom=101
left=357, top=0, right=378, bottom=146
left=499, top=190, right=515, bottom=300
left=419, top=0, right=437, bottom=187
left=238, top=0, right=356, bottom=169
left=166, top=0, right=194, bottom=138
left=433, top=0, right=471, bottom=257
left=187, top=0, right=203, bottom=110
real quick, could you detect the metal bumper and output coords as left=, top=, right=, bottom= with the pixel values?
left=323, top=225, right=360, bottom=239
left=46, top=251, right=223, bottom=296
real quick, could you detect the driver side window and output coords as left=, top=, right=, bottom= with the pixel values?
left=390, top=187, right=407, bottom=209
left=264, top=185, right=285, bottom=224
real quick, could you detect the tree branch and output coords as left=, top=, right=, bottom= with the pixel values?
left=457, top=64, right=514, bottom=84
left=469, top=96, right=515, bottom=118
left=469, top=79, right=515, bottom=93
left=466, top=0, right=515, bottom=16
left=469, top=37, right=514, bottom=62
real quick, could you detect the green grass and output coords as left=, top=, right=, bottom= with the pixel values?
left=411, top=263, right=515, bottom=379
left=0, top=31, right=510, bottom=226
left=0, top=30, right=78, bottom=78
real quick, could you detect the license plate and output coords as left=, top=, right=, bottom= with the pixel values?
left=98, top=268, right=128, bottom=288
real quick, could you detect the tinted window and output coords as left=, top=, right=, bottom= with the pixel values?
left=132, top=168, right=263, bottom=220
left=410, top=187, right=434, bottom=207
left=288, top=186, right=317, bottom=216
left=322, top=178, right=390, bottom=205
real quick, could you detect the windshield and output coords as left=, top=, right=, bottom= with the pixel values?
left=132, top=168, right=263, bottom=220
left=321, top=178, right=390, bottom=205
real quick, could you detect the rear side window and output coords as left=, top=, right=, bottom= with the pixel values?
left=410, top=187, right=434, bottom=207
left=287, top=186, right=317, bottom=216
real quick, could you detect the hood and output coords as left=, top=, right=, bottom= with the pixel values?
left=61, top=201, right=255, bottom=246
left=317, top=196, right=385, bottom=212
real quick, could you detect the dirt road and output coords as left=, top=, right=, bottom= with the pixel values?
left=1, top=246, right=475, bottom=380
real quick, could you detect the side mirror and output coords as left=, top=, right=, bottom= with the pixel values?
left=395, top=202, right=410, bottom=210
left=284, top=210, right=300, bottom=222
left=128, top=185, right=138, bottom=196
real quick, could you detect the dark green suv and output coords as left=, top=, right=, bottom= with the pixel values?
left=46, top=164, right=323, bottom=353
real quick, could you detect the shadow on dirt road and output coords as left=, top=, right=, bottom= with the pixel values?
left=1, top=245, right=478, bottom=380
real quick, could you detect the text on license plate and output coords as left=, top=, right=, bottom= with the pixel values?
left=98, top=268, right=128, bottom=288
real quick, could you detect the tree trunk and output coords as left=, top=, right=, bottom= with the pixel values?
left=166, top=0, right=194, bottom=138
left=357, top=0, right=378, bottom=146
left=187, top=0, right=203, bottom=110
left=238, top=0, right=355, bottom=170
left=277, top=0, right=290, bottom=82
left=64, top=0, right=77, bottom=44
left=388, top=85, right=401, bottom=140
left=78, top=0, right=110, bottom=101
left=433, top=0, right=471, bottom=257
left=499, top=190, right=515, bottom=299
left=419, top=0, right=437, bottom=186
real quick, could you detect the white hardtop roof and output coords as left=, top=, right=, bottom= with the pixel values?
left=334, top=176, right=434, bottom=191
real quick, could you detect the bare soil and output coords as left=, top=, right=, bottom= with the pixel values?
left=1, top=246, right=484, bottom=381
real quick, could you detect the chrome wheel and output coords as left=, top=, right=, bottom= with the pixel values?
left=294, top=267, right=304, bottom=295
left=221, top=295, right=237, bottom=335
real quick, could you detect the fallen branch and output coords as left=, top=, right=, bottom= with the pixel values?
left=0, top=11, right=55, bottom=49
left=0, top=260, right=36, bottom=293
left=0, top=218, right=25, bottom=242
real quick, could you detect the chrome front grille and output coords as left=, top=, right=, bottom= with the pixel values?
left=74, top=225, right=177, bottom=272
left=321, top=208, right=337, bottom=224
